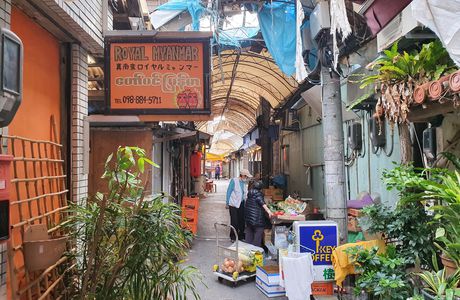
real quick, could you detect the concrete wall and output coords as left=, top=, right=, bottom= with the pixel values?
left=280, top=105, right=325, bottom=209
left=344, top=115, right=401, bottom=207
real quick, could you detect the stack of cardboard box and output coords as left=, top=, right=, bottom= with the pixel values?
left=263, top=186, right=284, bottom=201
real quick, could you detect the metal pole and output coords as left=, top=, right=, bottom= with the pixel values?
left=321, top=65, right=347, bottom=243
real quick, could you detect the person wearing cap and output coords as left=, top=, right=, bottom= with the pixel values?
left=226, top=169, right=252, bottom=242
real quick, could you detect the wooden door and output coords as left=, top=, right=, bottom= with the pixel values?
left=89, top=128, right=153, bottom=196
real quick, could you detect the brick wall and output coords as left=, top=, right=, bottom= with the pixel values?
left=72, top=44, right=89, bottom=204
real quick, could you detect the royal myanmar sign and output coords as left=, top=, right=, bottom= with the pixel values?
left=105, top=32, right=211, bottom=115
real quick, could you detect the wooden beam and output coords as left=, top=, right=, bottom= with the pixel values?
left=408, top=101, right=458, bottom=122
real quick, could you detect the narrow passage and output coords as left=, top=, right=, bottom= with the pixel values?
left=186, top=180, right=287, bottom=300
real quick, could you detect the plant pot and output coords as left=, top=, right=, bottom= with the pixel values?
left=23, top=224, right=67, bottom=272
left=23, top=237, right=67, bottom=272
left=441, top=254, right=458, bottom=277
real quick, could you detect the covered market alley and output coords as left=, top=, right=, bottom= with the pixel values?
left=1, top=0, right=460, bottom=299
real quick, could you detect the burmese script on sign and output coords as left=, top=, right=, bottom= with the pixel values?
left=109, top=42, right=205, bottom=111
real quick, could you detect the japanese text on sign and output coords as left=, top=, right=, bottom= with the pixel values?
left=108, top=42, right=208, bottom=112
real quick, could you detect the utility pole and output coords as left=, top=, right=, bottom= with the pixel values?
left=320, top=49, right=347, bottom=243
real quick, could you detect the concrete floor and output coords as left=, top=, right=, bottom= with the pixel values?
left=186, top=180, right=287, bottom=300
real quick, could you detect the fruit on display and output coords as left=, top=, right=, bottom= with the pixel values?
left=220, top=258, right=244, bottom=273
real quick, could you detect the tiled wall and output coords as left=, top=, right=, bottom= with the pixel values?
left=72, top=44, right=89, bottom=204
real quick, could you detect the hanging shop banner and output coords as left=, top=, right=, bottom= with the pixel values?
left=293, top=221, right=338, bottom=282
left=105, top=33, right=211, bottom=115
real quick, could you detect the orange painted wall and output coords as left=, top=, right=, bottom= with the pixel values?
left=10, top=7, right=61, bottom=140
left=6, top=7, right=62, bottom=299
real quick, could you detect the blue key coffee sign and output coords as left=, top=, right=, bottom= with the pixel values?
left=294, top=221, right=338, bottom=281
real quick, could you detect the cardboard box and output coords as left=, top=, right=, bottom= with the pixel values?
left=272, top=189, right=283, bottom=197
left=264, top=229, right=272, bottom=244
left=256, top=265, right=281, bottom=285
left=255, top=276, right=285, bottom=298
left=277, top=214, right=305, bottom=221
left=347, top=216, right=361, bottom=232
left=263, top=189, right=274, bottom=197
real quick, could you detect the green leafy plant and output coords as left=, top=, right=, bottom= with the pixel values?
left=416, top=268, right=460, bottom=300
left=382, top=159, right=460, bottom=267
left=345, top=245, right=410, bottom=299
left=65, top=146, right=202, bottom=299
left=360, top=202, right=437, bottom=268
left=353, top=40, right=455, bottom=126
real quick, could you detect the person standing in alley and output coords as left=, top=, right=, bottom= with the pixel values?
left=245, top=180, right=273, bottom=247
left=215, top=164, right=221, bottom=180
left=226, top=169, right=252, bottom=242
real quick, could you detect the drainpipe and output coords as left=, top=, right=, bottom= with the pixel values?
left=321, top=61, right=347, bottom=243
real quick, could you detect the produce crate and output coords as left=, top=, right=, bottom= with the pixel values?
left=181, top=209, right=198, bottom=223
left=182, top=196, right=200, bottom=210
left=347, top=216, right=361, bottom=232
left=347, top=208, right=362, bottom=217
left=312, top=282, right=334, bottom=295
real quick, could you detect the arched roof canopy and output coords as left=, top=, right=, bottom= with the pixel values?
left=198, top=49, right=298, bottom=143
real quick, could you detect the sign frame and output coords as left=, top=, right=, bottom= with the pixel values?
left=293, top=220, right=339, bottom=282
left=104, top=32, right=212, bottom=115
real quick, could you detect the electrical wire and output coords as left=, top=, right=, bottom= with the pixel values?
left=383, top=129, right=394, bottom=157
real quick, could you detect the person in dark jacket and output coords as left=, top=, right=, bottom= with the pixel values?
left=244, top=180, right=273, bottom=247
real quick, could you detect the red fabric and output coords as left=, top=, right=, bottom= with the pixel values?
left=363, top=0, right=412, bottom=36
left=190, top=151, right=202, bottom=177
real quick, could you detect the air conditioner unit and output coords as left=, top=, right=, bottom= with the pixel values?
left=377, top=3, right=435, bottom=52
left=281, top=109, right=300, bottom=131
left=310, top=1, right=330, bottom=41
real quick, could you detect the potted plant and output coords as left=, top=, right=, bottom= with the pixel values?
left=345, top=245, right=411, bottom=300
left=382, top=161, right=460, bottom=272
left=349, top=40, right=455, bottom=127
left=416, top=268, right=460, bottom=299
left=65, top=146, right=202, bottom=299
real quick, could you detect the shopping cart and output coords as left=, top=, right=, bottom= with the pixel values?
left=212, top=223, right=263, bottom=287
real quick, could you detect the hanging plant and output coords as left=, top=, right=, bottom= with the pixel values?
left=356, top=40, right=455, bottom=128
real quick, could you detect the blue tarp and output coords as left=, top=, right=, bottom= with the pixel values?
left=217, top=27, right=259, bottom=47
left=258, top=2, right=296, bottom=76
left=156, top=0, right=204, bottom=31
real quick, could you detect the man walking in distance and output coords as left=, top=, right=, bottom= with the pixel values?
left=226, top=169, right=252, bottom=242
left=215, top=164, right=221, bottom=180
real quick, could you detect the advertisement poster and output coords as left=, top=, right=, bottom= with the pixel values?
left=294, top=221, right=338, bottom=282
left=105, top=37, right=210, bottom=115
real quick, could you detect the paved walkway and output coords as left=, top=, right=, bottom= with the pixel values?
left=186, top=180, right=287, bottom=300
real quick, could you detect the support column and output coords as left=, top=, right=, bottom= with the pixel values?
left=71, top=44, right=89, bottom=204
left=321, top=66, right=347, bottom=242
left=259, top=98, right=272, bottom=186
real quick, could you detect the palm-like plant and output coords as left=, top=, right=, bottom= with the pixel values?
left=416, top=268, right=460, bottom=299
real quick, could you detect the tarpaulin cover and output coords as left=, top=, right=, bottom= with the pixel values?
left=258, top=2, right=296, bottom=76
left=412, top=0, right=460, bottom=67
left=217, top=27, right=259, bottom=47
left=156, top=0, right=204, bottom=30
